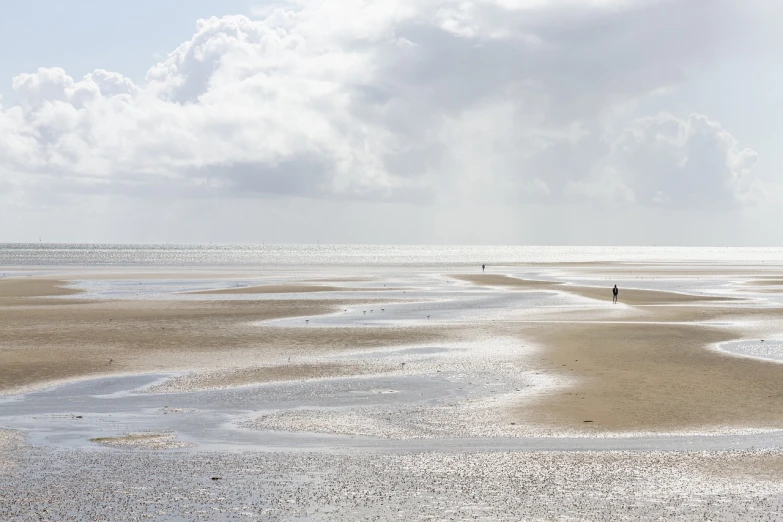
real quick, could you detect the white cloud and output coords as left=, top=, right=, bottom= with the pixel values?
left=0, top=0, right=770, bottom=243
left=567, top=113, right=761, bottom=209
left=609, top=113, right=761, bottom=209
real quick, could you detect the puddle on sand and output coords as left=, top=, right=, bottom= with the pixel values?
left=717, top=339, right=783, bottom=363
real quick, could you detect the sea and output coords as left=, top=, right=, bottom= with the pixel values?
left=2, top=243, right=783, bottom=267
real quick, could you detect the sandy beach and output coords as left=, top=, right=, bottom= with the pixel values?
left=452, top=273, right=739, bottom=304
left=0, top=289, right=447, bottom=393
left=3, top=0, right=781, bottom=514
left=3, top=260, right=783, bottom=519
left=3, top=268, right=783, bottom=427
left=445, top=274, right=783, bottom=433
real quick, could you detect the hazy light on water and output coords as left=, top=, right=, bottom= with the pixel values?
left=2, top=243, right=783, bottom=267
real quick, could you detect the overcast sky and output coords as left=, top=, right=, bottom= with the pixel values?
left=0, top=0, right=781, bottom=245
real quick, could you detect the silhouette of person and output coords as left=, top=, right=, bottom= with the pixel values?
left=482, top=264, right=485, bottom=272
left=612, top=284, right=618, bottom=304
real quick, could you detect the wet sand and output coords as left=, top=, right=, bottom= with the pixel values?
left=3, top=445, right=783, bottom=520
left=0, top=278, right=86, bottom=306
left=188, top=284, right=347, bottom=294
left=0, top=277, right=446, bottom=393
left=0, top=430, right=23, bottom=473
left=0, top=300, right=447, bottom=393
left=748, top=279, right=783, bottom=286
left=453, top=273, right=737, bottom=304
left=513, top=322, right=783, bottom=432
left=448, top=273, right=783, bottom=433
left=5, top=266, right=783, bottom=518
left=147, top=361, right=399, bottom=392
left=0, top=299, right=329, bottom=392
left=0, top=278, right=82, bottom=298
left=3, top=271, right=783, bottom=435
left=188, top=284, right=401, bottom=294
left=90, top=432, right=196, bottom=450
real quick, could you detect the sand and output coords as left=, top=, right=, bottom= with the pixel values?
left=511, top=322, right=783, bottom=432
left=3, top=445, right=783, bottom=520
left=0, top=299, right=328, bottom=392
left=748, top=279, right=783, bottom=286
left=0, top=278, right=86, bottom=307
left=0, top=430, right=23, bottom=474
left=146, top=361, right=399, bottom=392
left=445, top=273, right=783, bottom=433
left=90, top=433, right=196, bottom=450
left=188, top=284, right=347, bottom=294
left=1, top=275, right=454, bottom=392
left=0, top=299, right=447, bottom=393
left=188, top=284, right=402, bottom=294
left=3, top=269, right=783, bottom=437
left=453, top=274, right=557, bottom=288
left=6, top=267, right=783, bottom=519
left=453, top=273, right=737, bottom=304
left=0, top=278, right=82, bottom=298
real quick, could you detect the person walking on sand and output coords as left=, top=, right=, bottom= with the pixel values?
left=612, top=284, right=618, bottom=304
left=482, top=264, right=485, bottom=272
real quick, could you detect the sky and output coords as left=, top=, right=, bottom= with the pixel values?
left=0, top=0, right=782, bottom=245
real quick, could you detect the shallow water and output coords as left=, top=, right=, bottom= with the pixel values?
left=4, top=258, right=783, bottom=519
left=4, top=371, right=783, bottom=453
left=718, top=339, right=783, bottom=363
left=2, top=262, right=783, bottom=452
left=4, top=242, right=783, bottom=266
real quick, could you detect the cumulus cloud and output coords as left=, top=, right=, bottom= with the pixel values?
left=608, top=113, right=760, bottom=209
left=0, top=0, right=764, bottom=222
left=566, top=113, right=761, bottom=209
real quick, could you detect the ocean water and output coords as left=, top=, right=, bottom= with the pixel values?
left=2, top=243, right=783, bottom=267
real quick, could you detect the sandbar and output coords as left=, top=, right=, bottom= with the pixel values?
left=4, top=268, right=783, bottom=438
left=453, top=273, right=736, bottom=304
left=187, top=284, right=401, bottom=294
left=510, top=321, right=783, bottom=432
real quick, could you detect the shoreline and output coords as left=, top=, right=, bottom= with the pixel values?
left=6, top=263, right=783, bottom=518
left=2, top=267, right=783, bottom=439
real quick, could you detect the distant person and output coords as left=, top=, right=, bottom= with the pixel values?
left=612, top=284, right=618, bottom=304
left=482, top=264, right=485, bottom=272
